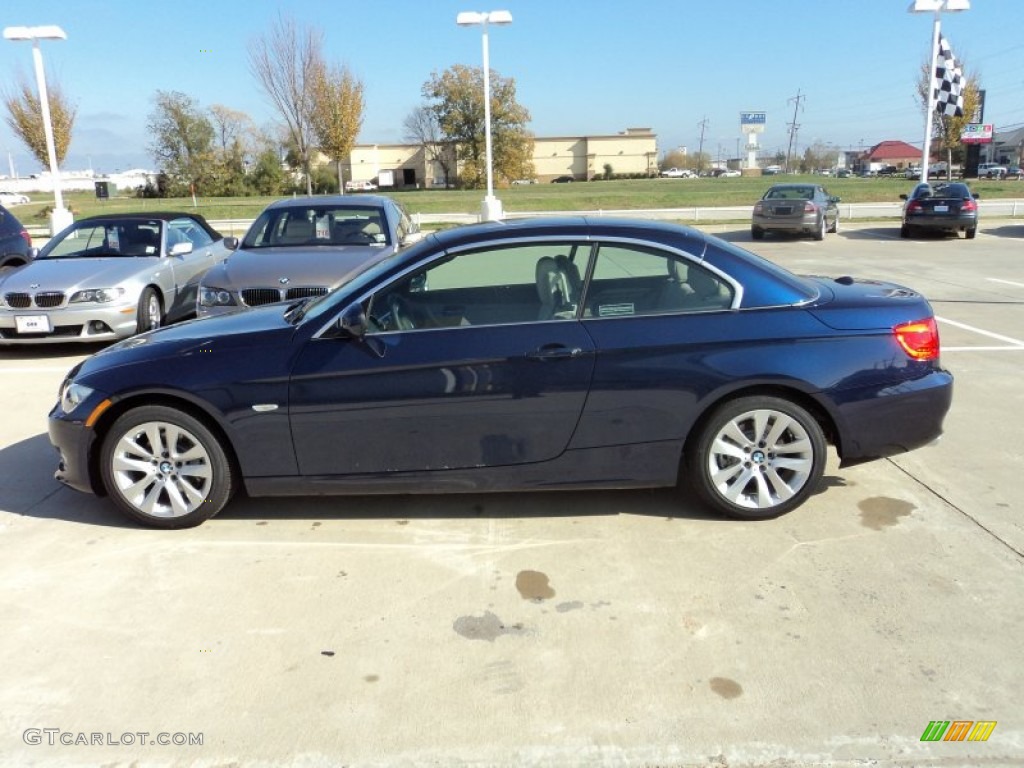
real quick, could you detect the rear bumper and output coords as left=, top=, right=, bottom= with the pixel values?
left=904, top=214, right=977, bottom=232
left=834, top=369, right=953, bottom=466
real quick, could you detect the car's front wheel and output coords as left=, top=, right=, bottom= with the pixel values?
left=687, top=396, right=826, bottom=520
left=136, top=287, right=163, bottom=334
left=100, top=405, right=235, bottom=528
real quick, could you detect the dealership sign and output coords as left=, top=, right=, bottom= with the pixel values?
left=740, top=111, right=766, bottom=134
left=961, top=123, right=993, bottom=144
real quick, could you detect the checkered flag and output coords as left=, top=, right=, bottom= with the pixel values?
left=934, top=35, right=964, bottom=118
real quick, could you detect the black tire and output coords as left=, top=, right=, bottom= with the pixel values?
left=100, top=405, right=235, bottom=528
left=829, top=214, right=839, bottom=234
left=900, top=224, right=910, bottom=238
left=686, top=395, right=827, bottom=520
left=965, top=227, right=977, bottom=239
left=751, top=227, right=764, bottom=241
left=136, top=287, right=163, bottom=334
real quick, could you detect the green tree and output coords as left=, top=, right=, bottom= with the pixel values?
left=310, top=63, right=364, bottom=193
left=3, top=76, right=77, bottom=168
left=247, top=145, right=286, bottom=195
left=422, top=64, right=534, bottom=189
left=147, top=90, right=215, bottom=195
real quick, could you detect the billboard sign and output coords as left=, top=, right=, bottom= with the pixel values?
left=961, top=123, right=993, bottom=144
left=740, top=111, right=766, bottom=134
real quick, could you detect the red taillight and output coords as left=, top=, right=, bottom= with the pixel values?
left=804, top=201, right=817, bottom=214
left=961, top=198, right=977, bottom=213
left=753, top=201, right=763, bottom=214
left=906, top=201, right=924, bottom=214
left=20, top=229, right=32, bottom=248
left=894, top=317, right=940, bottom=361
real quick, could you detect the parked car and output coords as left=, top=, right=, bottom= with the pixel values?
left=762, top=166, right=782, bottom=175
left=660, top=168, right=694, bottom=179
left=835, top=169, right=852, bottom=178
left=876, top=165, right=899, bottom=177
left=511, top=178, right=538, bottom=185
left=1005, top=166, right=1023, bottom=179
left=905, top=167, right=922, bottom=180
left=344, top=180, right=377, bottom=192
left=0, top=203, right=33, bottom=275
left=0, top=213, right=227, bottom=344
left=900, top=182, right=979, bottom=239
left=718, top=169, right=741, bottom=178
left=751, top=184, right=840, bottom=241
left=977, top=163, right=1007, bottom=179
left=0, top=192, right=31, bottom=206
left=550, top=175, right=575, bottom=183
left=196, top=195, right=420, bottom=318
left=48, top=217, right=952, bottom=528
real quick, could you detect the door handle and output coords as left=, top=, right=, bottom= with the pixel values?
left=526, top=345, right=584, bottom=361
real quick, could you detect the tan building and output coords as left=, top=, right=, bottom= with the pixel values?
left=333, top=127, right=658, bottom=189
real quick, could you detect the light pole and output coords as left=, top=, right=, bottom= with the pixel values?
left=456, top=10, right=512, bottom=221
left=3, top=24, right=72, bottom=235
left=908, top=0, right=970, bottom=183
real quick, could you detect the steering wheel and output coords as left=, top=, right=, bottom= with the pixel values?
left=387, top=294, right=415, bottom=330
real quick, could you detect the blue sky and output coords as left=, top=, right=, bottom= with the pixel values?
left=1, top=0, right=1020, bottom=174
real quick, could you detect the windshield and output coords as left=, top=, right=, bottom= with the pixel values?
left=243, top=204, right=391, bottom=249
left=39, top=220, right=163, bottom=259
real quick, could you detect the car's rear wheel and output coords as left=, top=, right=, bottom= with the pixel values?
left=900, top=224, right=910, bottom=238
left=829, top=214, right=839, bottom=234
left=965, top=226, right=977, bottom=239
left=751, top=227, right=765, bottom=240
left=687, top=396, right=826, bottom=520
left=100, top=406, right=235, bottom=528
left=136, top=287, right=163, bottom=334
left=814, top=215, right=826, bottom=241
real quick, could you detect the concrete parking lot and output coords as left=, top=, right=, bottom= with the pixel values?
left=0, top=222, right=1022, bottom=767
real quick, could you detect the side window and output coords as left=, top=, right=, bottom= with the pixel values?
left=368, top=243, right=588, bottom=331
left=587, top=244, right=732, bottom=317
left=170, top=218, right=214, bottom=248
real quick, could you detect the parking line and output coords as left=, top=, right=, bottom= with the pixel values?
left=987, top=278, right=1024, bottom=289
left=936, top=316, right=1024, bottom=348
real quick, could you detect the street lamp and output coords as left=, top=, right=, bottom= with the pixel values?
left=908, top=0, right=970, bottom=183
left=456, top=9, right=512, bottom=222
left=3, top=24, right=73, bottom=235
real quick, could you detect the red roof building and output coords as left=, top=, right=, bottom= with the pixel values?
left=863, top=140, right=922, bottom=169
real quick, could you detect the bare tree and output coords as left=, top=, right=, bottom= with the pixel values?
left=310, top=63, right=364, bottom=193
left=403, top=105, right=454, bottom=188
left=3, top=75, right=77, bottom=168
left=209, top=104, right=255, bottom=155
left=248, top=15, right=323, bottom=195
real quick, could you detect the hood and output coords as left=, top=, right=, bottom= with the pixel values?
left=209, top=245, right=394, bottom=290
left=78, top=302, right=297, bottom=377
left=0, top=256, right=159, bottom=293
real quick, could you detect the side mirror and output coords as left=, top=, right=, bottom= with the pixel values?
left=169, top=242, right=194, bottom=257
left=899, top=194, right=909, bottom=201
left=223, top=236, right=240, bottom=250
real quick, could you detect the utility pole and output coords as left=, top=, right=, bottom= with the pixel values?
left=785, top=89, right=804, bottom=173
left=696, top=117, right=709, bottom=175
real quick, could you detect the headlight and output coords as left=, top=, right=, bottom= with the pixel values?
left=69, top=288, right=125, bottom=304
left=199, top=287, right=237, bottom=307
left=59, top=380, right=95, bottom=413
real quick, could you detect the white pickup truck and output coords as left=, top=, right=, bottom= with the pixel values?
left=977, top=162, right=1008, bottom=179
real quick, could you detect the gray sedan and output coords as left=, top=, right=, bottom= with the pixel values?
left=197, top=195, right=420, bottom=318
left=0, top=213, right=228, bottom=344
left=751, top=184, right=840, bottom=241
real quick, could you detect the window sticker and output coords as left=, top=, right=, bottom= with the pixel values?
left=315, top=215, right=331, bottom=239
left=107, top=227, right=120, bottom=251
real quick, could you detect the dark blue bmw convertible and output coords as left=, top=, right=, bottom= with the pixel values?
left=48, top=217, right=952, bottom=528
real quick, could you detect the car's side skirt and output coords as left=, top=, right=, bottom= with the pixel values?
left=244, top=440, right=683, bottom=497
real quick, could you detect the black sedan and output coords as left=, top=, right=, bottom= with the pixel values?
left=0, top=203, right=32, bottom=274
left=48, top=217, right=952, bottom=528
left=900, top=182, right=979, bottom=239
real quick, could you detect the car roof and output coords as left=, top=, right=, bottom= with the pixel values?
left=262, top=195, right=392, bottom=210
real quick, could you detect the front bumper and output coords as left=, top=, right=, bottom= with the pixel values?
left=0, top=303, right=138, bottom=344
left=48, top=404, right=101, bottom=495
